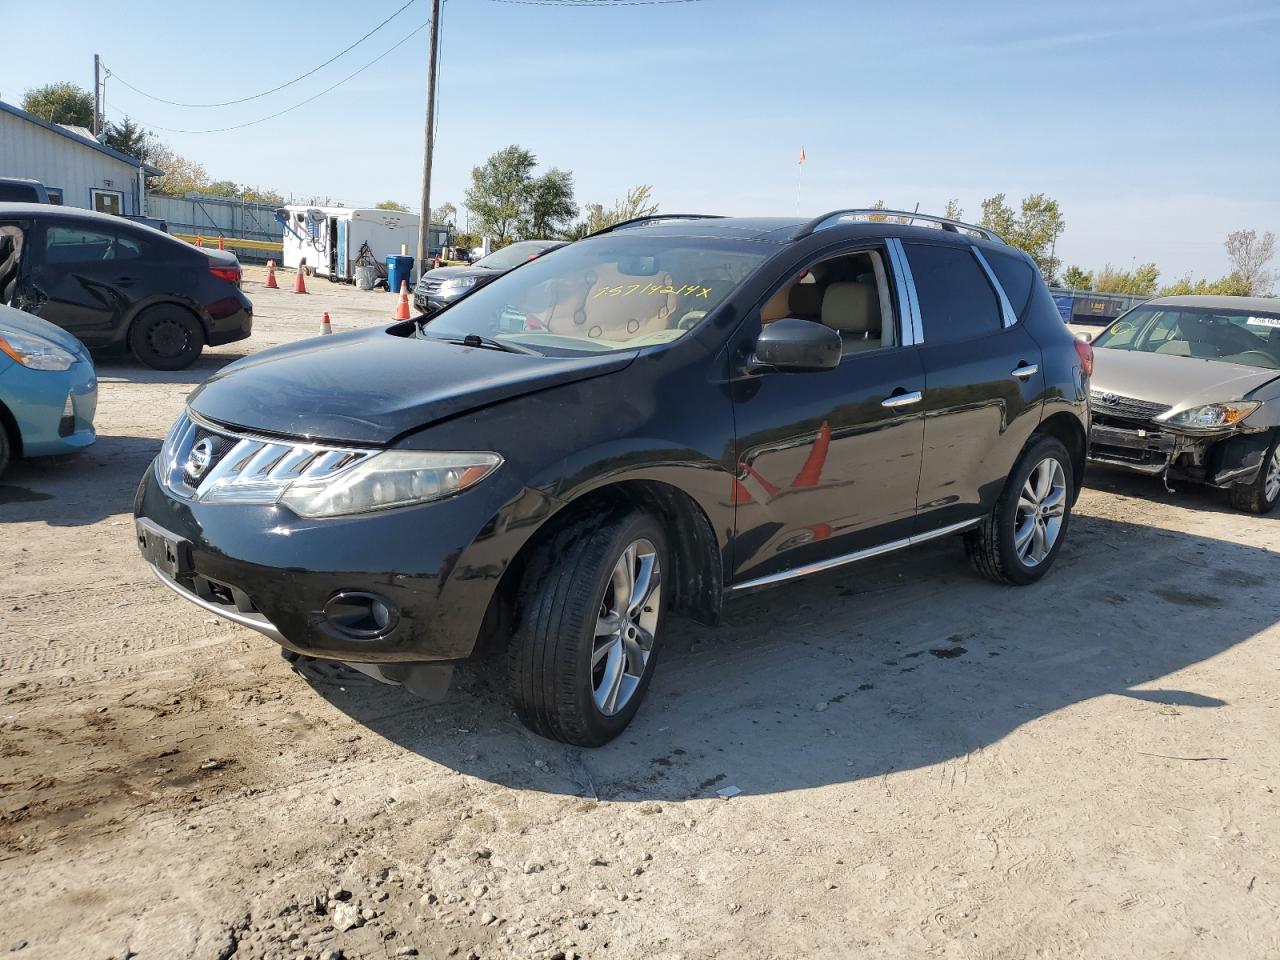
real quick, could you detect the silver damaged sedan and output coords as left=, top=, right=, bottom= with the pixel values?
left=1087, top=295, right=1280, bottom=513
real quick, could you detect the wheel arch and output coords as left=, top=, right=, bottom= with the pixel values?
left=1036, top=411, right=1087, bottom=500
left=0, top=397, right=22, bottom=460
left=476, top=478, right=724, bottom=657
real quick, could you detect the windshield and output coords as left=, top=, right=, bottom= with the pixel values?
left=473, top=241, right=559, bottom=271
left=1093, top=304, right=1280, bottom=370
left=422, top=235, right=769, bottom=356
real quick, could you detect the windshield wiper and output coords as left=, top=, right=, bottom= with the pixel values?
left=434, top=333, right=541, bottom=356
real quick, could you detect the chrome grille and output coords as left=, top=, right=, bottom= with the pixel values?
left=157, top=411, right=377, bottom=504
left=1089, top=391, right=1171, bottom=424
left=417, top=278, right=444, bottom=296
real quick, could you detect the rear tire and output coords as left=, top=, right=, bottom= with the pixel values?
left=966, top=435, right=1074, bottom=586
left=1228, top=432, right=1280, bottom=514
left=509, top=510, right=668, bottom=746
left=129, top=305, right=205, bottom=370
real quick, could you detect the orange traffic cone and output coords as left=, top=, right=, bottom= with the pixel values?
left=394, top=280, right=411, bottom=320
left=195, top=235, right=204, bottom=248
left=433, top=254, right=442, bottom=269
left=218, top=236, right=226, bottom=251
left=320, top=312, right=333, bottom=335
left=293, top=268, right=307, bottom=294
left=264, top=260, right=279, bottom=288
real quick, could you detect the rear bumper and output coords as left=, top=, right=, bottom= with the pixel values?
left=205, top=294, right=253, bottom=346
left=1089, top=421, right=1268, bottom=487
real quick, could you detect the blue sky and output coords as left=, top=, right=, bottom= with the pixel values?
left=3, top=0, right=1277, bottom=279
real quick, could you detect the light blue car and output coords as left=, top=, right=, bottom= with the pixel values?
left=0, top=303, right=97, bottom=477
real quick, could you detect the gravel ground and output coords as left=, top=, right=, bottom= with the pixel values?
left=1, top=267, right=1277, bottom=960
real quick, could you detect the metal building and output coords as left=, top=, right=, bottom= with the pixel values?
left=0, top=100, right=162, bottom=215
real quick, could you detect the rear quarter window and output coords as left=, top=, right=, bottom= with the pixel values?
left=904, top=242, right=1002, bottom=344
left=983, top=248, right=1036, bottom=320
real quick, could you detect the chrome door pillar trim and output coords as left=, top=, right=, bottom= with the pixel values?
left=729, top=517, right=981, bottom=592
left=886, top=238, right=924, bottom=346
left=970, top=246, right=1019, bottom=328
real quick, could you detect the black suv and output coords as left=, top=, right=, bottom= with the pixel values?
left=135, top=211, right=1091, bottom=745
left=0, top=203, right=252, bottom=369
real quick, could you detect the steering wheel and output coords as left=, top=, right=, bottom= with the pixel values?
left=676, top=310, right=707, bottom=330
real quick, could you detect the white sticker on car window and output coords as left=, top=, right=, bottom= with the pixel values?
left=1245, top=316, right=1280, bottom=328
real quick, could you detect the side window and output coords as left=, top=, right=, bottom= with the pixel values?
left=905, top=242, right=1002, bottom=344
left=760, top=248, right=899, bottom=356
left=44, top=224, right=143, bottom=265
left=0, top=224, right=26, bottom=303
left=984, top=248, right=1035, bottom=320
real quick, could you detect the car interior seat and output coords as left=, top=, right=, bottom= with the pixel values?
left=822, top=281, right=882, bottom=353
left=545, top=264, right=678, bottom=340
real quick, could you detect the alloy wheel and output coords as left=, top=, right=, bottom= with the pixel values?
left=591, top=538, right=661, bottom=717
left=1014, top=458, right=1067, bottom=567
left=1266, top=447, right=1280, bottom=503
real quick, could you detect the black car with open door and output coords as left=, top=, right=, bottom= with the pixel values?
left=0, top=203, right=252, bottom=370
left=135, top=210, right=1090, bottom=745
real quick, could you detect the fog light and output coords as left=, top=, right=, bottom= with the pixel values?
left=322, top=592, right=398, bottom=639
left=58, top=393, right=75, bottom=437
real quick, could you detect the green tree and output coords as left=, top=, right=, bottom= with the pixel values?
left=1061, top=265, right=1092, bottom=290
left=21, top=81, right=94, bottom=127
left=942, top=198, right=963, bottom=221
left=203, top=180, right=240, bottom=198
left=431, top=202, right=457, bottom=225
left=567, top=184, right=659, bottom=238
left=466, top=145, right=538, bottom=245
left=376, top=200, right=410, bottom=212
left=1158, top=272, right=1251, bottom=297
left=145, top=142, right=208, bottom=197
left=979, top=193, right=1065, bottom=282
left=1224, top=229, right=1276, bottom=295
left=103, top=117, right=149, bottom=160
left=524, top=168, right=577, bottom=238
left=1092, top=262, right=1160, bottom=296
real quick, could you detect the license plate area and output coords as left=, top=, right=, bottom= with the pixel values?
left=136, top=518, right=193, bottom=579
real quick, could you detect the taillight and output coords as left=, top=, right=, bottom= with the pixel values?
left=209, top=264, right=241, bottom=285
left=1074, top=338, right=1094, bottom=377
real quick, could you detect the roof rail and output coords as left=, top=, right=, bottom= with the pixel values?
left=586, top=214, right=726, bottom=238
left=792, top=209, right=1004, bottom=244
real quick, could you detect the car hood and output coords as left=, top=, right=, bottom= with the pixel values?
left=0, top=303, right=88, bottom=356
left=418, top=265, right=497, bottom=284
left=1092, top=347, right=1280, bottom=407
left=189, top=325, right=635, bottom=445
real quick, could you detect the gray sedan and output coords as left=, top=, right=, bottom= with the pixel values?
left=1087, top=295, right=1280, bottom=513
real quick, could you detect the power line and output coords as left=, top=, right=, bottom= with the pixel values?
left=106, top=21, right=428, bottom=134
left=103, top=0, right=418, bottom=108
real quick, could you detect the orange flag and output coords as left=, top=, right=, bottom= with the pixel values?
left=798, top=146, right=806, bottom=166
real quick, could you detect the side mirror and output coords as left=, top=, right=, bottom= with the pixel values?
left=754, top=318, right=842, bottom=372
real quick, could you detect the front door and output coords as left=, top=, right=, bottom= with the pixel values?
left=20, top=220, right=144, bottom=344
left=729, top=242, right=926, bottom=587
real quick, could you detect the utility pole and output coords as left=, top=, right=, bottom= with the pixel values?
left=93, top=54, right=101, bottom=136
left=415, top=0, right=442, bottom=279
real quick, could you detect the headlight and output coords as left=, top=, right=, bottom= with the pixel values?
left=0, top=330, right=78, bottom=371
left=1157, top=401, right=1261, bottom=431
left=278, top=450, right=502, bottom=518
left=438, top=276, right=480, bottom=296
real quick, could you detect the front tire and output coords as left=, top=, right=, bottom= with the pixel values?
left=0, top=421, right=11, bottom=478
left=966, top=435, right=1074, bottom=586
left=129, top=305, right=205, bottom=370
left=1228, top=432, right=1280, bottom=514
left=509, top=510, right=667, bottom=746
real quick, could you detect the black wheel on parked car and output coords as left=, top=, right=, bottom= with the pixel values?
left=509, top=510, right=668, bottom=746
left=1228, top=431, right=1280, bottom=514
left=0, top=420, right=11, bottom=479
left=129, top=305, right=205, bottom=370
left=966, top=435, right=1074, bottom=586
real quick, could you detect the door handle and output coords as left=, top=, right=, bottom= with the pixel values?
left=1011, top=363, right=1039, bottom=380
left=881, top=390, right=922, bottom=409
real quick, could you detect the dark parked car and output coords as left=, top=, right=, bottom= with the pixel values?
left=414, top=239, right=565, bottom=313
left=1088, top=295, right=1280, bottom=512
left=135, top=210, right=1091, bottom=745
left=0, top=203, right=252, bottom=369
left=0, top=178, right=50, bottom=204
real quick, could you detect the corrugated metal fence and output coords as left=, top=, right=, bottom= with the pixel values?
left=147, top=193, right=281, bottom=262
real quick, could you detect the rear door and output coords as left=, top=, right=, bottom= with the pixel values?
left=906, top=240, right=1045, bottom=535
left=22, top=219, right=147, bottom=344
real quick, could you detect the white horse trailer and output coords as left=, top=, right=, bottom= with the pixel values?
left=277, top=206, right=426, bottom=283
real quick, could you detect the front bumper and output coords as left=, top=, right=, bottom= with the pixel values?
left=133, top=459, right=550, bottom=663
left=0, top=356, right=97, bottom=458
left=412, top=291, right=456, bottom=314
left=1089, top=421, right=1268, bottom=487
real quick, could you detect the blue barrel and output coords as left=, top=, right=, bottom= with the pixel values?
left=386, top=255, right=415, bottom=294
